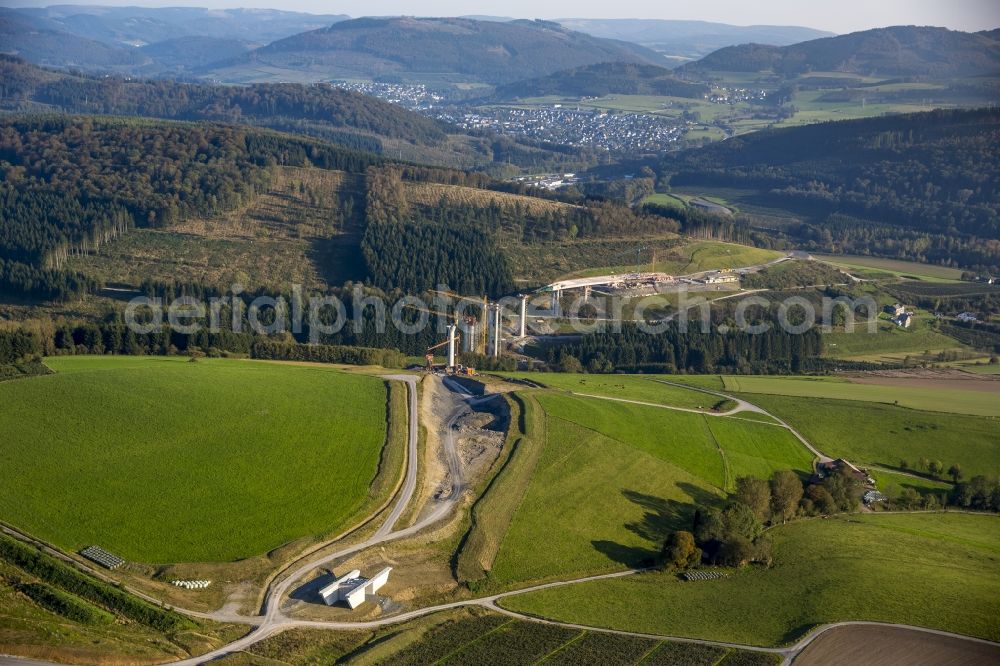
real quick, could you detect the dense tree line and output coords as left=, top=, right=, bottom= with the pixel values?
left=662, top=108, right=1000, bottom=272
left=0, top=115, right=385, bottom=300
left=250, top=340, right=404, bottom=367
left=548, top=322, right=824, bottom=374
left=0, top=257, right=101, bottom=301
left=362, top=217, right=516, bottom=298
left=642, top=201, right=774, bottom=248
left=0, top=55, right=447, bottom=144
left=949, top=476, right=1000, bottom=512
left=360, top=166, right=679, bottom=297
left=0, top=329, right=42, bottom=365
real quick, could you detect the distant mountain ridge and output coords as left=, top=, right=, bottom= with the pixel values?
left=681, top=26, right=1000, bottom=77
left=555, top=18, right=834, bottom=59
left=0, top=6, right=350, bottom=75
left=0, top=8, right=146, bottom=70
left=208, top=16, right=665, bottom=85
left=490, top=62, right=709, bottom=100
left=8, top=5, right=350, bottom=47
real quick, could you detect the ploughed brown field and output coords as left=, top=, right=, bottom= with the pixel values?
left=796, top=624, right=1000, bottom=666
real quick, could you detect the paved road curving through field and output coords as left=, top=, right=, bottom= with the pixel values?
left=5, top=375, right=997, bottom=666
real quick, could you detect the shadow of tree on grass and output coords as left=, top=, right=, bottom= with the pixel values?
left=593, top=483, right=723, bottom=569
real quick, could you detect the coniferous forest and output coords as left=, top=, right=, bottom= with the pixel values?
left=662, top=108, right=1000, bottom=272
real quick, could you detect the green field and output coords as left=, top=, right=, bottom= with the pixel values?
left=481, top=392, right=812, bottom=585
left=641, top=192, right=687, bottom=211
left=0, top=356, right=391, bottom=563
left=870, top=468, right=952, bottom=498
left=812, top=254, right=964, bottom=282
left=740, top=394, right=1000, bottom=480
left=824, top=328, right=965, bottom=362
left=499, top=373, right=716, bottom=410
left=703, top=417, right=814, bottom=483
left=502, top=513, right=1000, bottom=646
left=721, top=375, right=999, bottom=417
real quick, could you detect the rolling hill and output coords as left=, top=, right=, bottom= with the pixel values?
left=555, top=18, right=834, bottom=60
left=681, top=26, right=1000, bottom=78
left=0, top=8, right=145, bottom=70
left=206, top=17, right=666, bottom=85
left=0, top=6, right=350, bottom=75
left=662, top=107, right=1000, bottom=269
left=6, top=5, right=350, bottom=47
left=489, top=62, right=710, bottom=100
left=138, top=36, right=254, bottom=71
left=0, top=56, right=591, bottom=170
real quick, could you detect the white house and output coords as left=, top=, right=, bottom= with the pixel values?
left=892, top=312, right=913, bottom=328
left=318, top=567, right=392, bottom=609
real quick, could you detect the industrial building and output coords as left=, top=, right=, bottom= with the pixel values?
left=318, top=567, right=392, bottom=609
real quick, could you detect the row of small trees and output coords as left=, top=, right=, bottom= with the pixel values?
left=663, top=464, right=1000, bottom=573
left=662, top=467, right=864, bottom=570
left=900, top=458, right=963, bottom=483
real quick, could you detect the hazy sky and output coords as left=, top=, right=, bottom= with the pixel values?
left=5, top=0, right=999, bottom=33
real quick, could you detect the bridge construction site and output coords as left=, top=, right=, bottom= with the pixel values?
left=419, top=253, right=793, bottom=373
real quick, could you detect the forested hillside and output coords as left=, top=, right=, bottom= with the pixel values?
left=360, top=166, right=679, bottom=296
left=0, top=116, right=384, bottom=300
left=681, top=26, right=1000, bottom=78
left=553, top=322, right=825, bottom=374
left=0, top=9, right=144, bottom=71
left=0, top=56, right=442, bottom=152
left=489, top=62, right=709, bottom=100
left=662, top=108, right=1000, bottom=272
left=211, top=17, right=663, bottom=85
left=0, top=57, right=591, bottom=170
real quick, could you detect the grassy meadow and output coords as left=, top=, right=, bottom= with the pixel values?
left=741, top=394, right=1000, bottom=480
left=720, top=375, right=999, bottom=417
left=480, top=392, right=813, bottom=586
left=0, top=356, right=391, bottom=563
left=822, top=313, right=966, bottom=362
left=499, top=372, right=716, bottom=410
left=812, top=254, right=965, bottom=282
left=502, top=513, right=1000, bottom=646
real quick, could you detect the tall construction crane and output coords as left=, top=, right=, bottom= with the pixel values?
left=429, top=289, right=488, bottom=354
left=402, top=303, right=469, bottom=373
left=424, top=330, right=460, bottom=371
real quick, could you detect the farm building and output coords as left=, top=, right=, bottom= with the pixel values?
left=892, top=312, right=913, bottom=328
left=884, top=303, right=906, bottom=317
left=812, top=458, right=873, bottom=486
left=319, top=567, right=392, bottom=609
